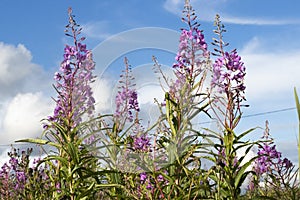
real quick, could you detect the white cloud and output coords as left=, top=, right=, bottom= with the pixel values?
left=1, top=92, right=53, bottom=144
left=240, top=38, right=300, bottom=103
left=82, top=21, right=112, bottom=40
left=92, top=77, right=113, bottom=113
left=0, top=42, right=54, bottom=145
left=221, top=15, right=300, bottom=26
left=0, top=147, right=11, bottom=166
left=0, top=42, right=49, bottom=98
left=163, top=0, right=299, bottom=25
left=164, top=0, right=222, bottom=22
left=163, top=0, right=182, bottom=15
left=0, top=43, right=35, bottom=84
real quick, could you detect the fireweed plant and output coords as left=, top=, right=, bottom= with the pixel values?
left=200, top=14, right=263, bottom=200
left=17, top=8, right=101, bottom=200
left=92, top=57, right=144, bottom=199
left=147, top=3, right=214, bottom=199
left=243, top=121, right=299, bottom=199
left=0, top=1, right=295, bottom=200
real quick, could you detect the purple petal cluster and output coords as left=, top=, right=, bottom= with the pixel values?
left=173, top=28, right=208, bottom=71
left=138, top=172, right=153, bottom=191
left=282, top=157, right=293, bottom=169
left=172, top=3, right=209, bottom=76
left=212, top=49, right=246, bottom=95
left=0, top=163, right=10, bottom=184
left=48, top=9, right=96, bottom=128
left=0, top=148, right=34, bottom=197
left=114, top=58, right=140, bottom=122
left=255, top=143, right=293, bottom=175
left=115, top=88, right=139, bottom=122
left=133, top=135, right=150, bottom=152
left=137, top=171, right=168, bottom=198
left=255, top=144, right=281, bottom=174
left=15, top=171, right=26, bottom=190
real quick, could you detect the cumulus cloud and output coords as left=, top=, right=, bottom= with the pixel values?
left=0, top=43, right=34, bottom=84
left=0, top=42, right=49, bottom=97
left=1, top=92, right=53, bottom=144
left=0, top=147, right=11, bottom=166
left=240, top=37, right=300, bottom=103
left=0, top=42, right=53, bottom=145
left=92, top=77, right=113, bottom=113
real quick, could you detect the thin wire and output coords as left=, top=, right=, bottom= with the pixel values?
left=243, top=107, right=296, bottom=118
left=195, top=107, right=297, bottom=125
left=0, top=107, right=297, bottom=146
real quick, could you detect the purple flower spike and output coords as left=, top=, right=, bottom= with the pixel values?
left=133, top=135, right=150, bottom=152
left=46, top=8, right=96, bottom=128
left=254, top=126, right=294, bottom=176
left=173, top=3, right=209, bottom=77
left=114, top=57, right=140, bottom=123
left=211, top=49, right=246, bottom=96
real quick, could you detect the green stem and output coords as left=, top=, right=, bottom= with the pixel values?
left=293, top=87, right=300, bottom=184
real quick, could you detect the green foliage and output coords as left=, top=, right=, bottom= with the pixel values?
left=3, top=2, right=298, bottom=200
left=294, top=87, right=300, bottom=184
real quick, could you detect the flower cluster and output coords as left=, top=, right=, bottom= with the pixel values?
left=132, top=135, right=151, bottom=152
left=0, top=148, right=32, bottom=197
left=255, top=144, right=281, bottom=174
left=211, top=49, right=246, bottom=96
left=139, top=172, right=153, bottom=190
left=48, top=8, right=95, bottom=127
left=255, top=143, right=293, bottom=175
left=173, top=3, right=209, bottom=75
left=114, top=58, right=139, bottom=122
left=174, top=28, right=208, bottom=70
left=254, top=122, right=293, bottom=175
left=137, top=172, right=167, bottom=198
left=115, top=88, right=139, bottom=122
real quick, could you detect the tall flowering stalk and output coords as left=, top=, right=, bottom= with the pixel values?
left=246, top=121, right=298, bottom=198
left=151, top=1, right=214, bottom=199
left=92, top=57, right=142, bottom=198
left=49, top=8, right=95, bottom=129
left=17, top=8, right=99, bottom=200
left=114, top=57, right=139, bottom=130
left=211, top=14, right=246, bottom=130
left=204, top=14, right=259, bottom=200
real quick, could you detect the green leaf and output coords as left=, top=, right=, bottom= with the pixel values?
left=236, top=127, right=257, bottom=141
left=76, top=182, right=95, bottom=200
left=294, top=87, right=300, bottom=184
left=95, top=183, right=122, bottom=188
left=232, top=114, right=241, bottom=129
left=234, top=156, right=258, bottom=188
left=15, top=138, right=61, bottom=148
left=294, top=87, right=300, bottom=121
left=165, top=92, right=177, bottom=136
left=44, top=155, right=69, bottom=166
left=67, top=142, right=80, bottom=164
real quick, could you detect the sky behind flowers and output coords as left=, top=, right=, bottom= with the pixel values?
left=0, top=0, right=299, bottom=164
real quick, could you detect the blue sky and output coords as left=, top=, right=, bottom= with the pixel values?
left=0, top=0, right=299, bottom=164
